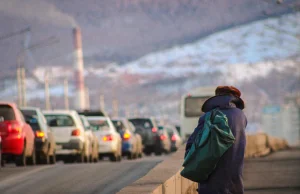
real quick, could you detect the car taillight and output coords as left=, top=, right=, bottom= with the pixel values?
left=7, top=123, right=22, bottom=134
left=103, top=135, right=113, bottom=141
left=171, top=134, right=177, bottom=142
left=71, top=129, right=81, bottom=136
left=35, top=131, right=45, bottom=138
left=123, top=133, right=130, bottom=141
left=160, top=134, right=167, bottom=141
left=152, top=127, right=157, bottom=133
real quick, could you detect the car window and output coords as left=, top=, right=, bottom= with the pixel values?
left=112, top=120, right=126, bottom=132
left=166, top=127, right=174, bottom=137
left=129, top=119, right=153, bottom=130
left=80, top=116, right=91, bottom=130
left=88, top=119, right=110, bottom=131
left=0, top=105, right=15, bottom=120
left=128, top=122, right=136, bottom=132
left=21, top=109, right=41, bottom=131
left=44, top=114, right=75, bottom=127
left=17, top=109, right=26, bottom=122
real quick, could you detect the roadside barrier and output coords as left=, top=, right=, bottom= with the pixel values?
left=118, top=133, right=288, bottom=194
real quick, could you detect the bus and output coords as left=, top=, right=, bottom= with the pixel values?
left=180, top=87, right=215, bottom=139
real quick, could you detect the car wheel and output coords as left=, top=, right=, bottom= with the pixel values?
left=27, top=147, right=36, bottom=166
left=0, top=145, right=3, bottom=168
left=109, top=153, right=117, bottom=162
left=84, top=155, right=90, bottom=163
left=77, top=151, right=84, bottom=163
left=43, top=152, right=50, bottom=164
left=154, top=149, right=162, bottom=156
left=117, top=155, right=122, bottom=162
left=15, top=144, right=27, bottom=167
left=138, top=152, right=143, bottom=158
left=127, top=153, right=133, bottom=160
left=50, top=152, right=56, bottom=165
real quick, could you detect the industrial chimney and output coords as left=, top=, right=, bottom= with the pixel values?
left=73, top=27, right=86, bottom=110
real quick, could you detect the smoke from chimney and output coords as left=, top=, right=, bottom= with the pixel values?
left=73, top=27, right=86, bottom=110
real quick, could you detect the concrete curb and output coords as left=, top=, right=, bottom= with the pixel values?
left=119, top=134, right=288, bottom=194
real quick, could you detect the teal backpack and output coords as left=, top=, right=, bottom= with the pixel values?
left=180, top=109, right=235, bottom=182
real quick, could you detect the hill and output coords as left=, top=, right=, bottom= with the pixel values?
left=0, top=0, right=299, bottom=72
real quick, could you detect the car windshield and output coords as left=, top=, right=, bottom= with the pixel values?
left=129, top=119, right=153, bottom=130
left=88, top=119, right=110, bottom=131
left=21, top=110, right=40, bottom=131
left=44, top=114, right=75, bottom=127
left=0, top=105, right=15, bottom=121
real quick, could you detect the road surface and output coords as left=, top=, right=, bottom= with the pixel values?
left=244, top=147, right=300, bottom=194
left=0, top=157, right=163, bottom=194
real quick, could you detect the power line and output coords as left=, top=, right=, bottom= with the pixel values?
left=0, top=27, right=30, bottom=41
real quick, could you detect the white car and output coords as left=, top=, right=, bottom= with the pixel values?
left=80, top=115, right=99, bottom=163
left=43, top=110, right=91, bottom=163
left=87, top=116, right=122, bottom=162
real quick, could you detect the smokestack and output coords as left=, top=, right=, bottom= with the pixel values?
left=73, top=27, right=86, bottom=110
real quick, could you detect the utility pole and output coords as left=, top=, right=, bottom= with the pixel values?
left=44, top=71, right=51, bottom=110
left=16, top=66, right=22, bottom=107
left=85, top=87, right=90, bottom=110
left=125, top=106, right=131, bottom=118
left=100, top=95, right=105, bottom=111
left=134, top=108, right=139, bottom=117
left=64, top=78, right=69, bottom=110
left=113, top=99, right=119, bottom=118
left=20, top=66, right=26, bottom=107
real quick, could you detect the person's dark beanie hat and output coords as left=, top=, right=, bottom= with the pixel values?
left=215, top=86, right=241, bottom=98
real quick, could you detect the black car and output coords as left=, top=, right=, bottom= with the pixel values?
left=128, top=118, right=162, bottom=155
left=20, top=108, right=56, bottom=164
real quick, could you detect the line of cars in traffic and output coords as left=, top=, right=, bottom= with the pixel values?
left=0, top=101, right=182, bottom=167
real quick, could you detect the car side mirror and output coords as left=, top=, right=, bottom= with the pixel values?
left=0, top=116, right=4, bottom=122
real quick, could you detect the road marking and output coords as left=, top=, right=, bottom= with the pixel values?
left=0, top=165, right=54, bottom=188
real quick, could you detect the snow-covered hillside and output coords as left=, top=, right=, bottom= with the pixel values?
left=1, top=12, right=299, bottom=118
left=121, top=12, right=300, bottom=77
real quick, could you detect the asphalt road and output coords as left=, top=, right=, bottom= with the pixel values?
left=244, top=147, right=300, bottom=194
left=0, top=156, right=163, bottom=194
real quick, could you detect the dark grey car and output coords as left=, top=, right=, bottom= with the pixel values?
left=128, top=118, right=161, bottom=155
left=20, top=108, right=56, bottom=165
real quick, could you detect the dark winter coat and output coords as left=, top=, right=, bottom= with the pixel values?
left=185, top=95, right=247, bottom=194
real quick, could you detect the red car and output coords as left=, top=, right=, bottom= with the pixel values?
left=0, top=102, right=36, bottom=166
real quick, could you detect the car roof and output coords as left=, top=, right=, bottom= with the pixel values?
left=86, top=116, right=107, bottom=121
left=20, top=107, right=41, bottom=111
left=0, top=102, right=17, bottom=108
left=43, top=110, right=77, bottom=115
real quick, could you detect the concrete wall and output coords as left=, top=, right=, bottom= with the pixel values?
left=118, top=134, right=288, bottom=194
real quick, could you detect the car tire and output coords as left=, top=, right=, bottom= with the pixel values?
left=138, top=153, right=143, bottom=158
left=0, top=145, right=2, bottom=168
left=109, top=154, right=117, bottom=162
left=127, top=153, right=133, bottom=160
left=144, top=151, right=151, bottom=156
left=15, top=143, right=27, bottom=167
left=117, top=155, right=122, bottom=162
left=154, top=149, right=162, bottom=156
left=27, top=147, right=36, bottom=166
left=50, top=152, right=56, bottom=165
left=84, top=155, right=90, bottom=163
left=77, top=151, right=84, bottom=163
left=93, top=156, right=99, bottom=163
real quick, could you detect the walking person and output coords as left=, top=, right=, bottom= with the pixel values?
left=185, top=86, right=247, bottom=194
